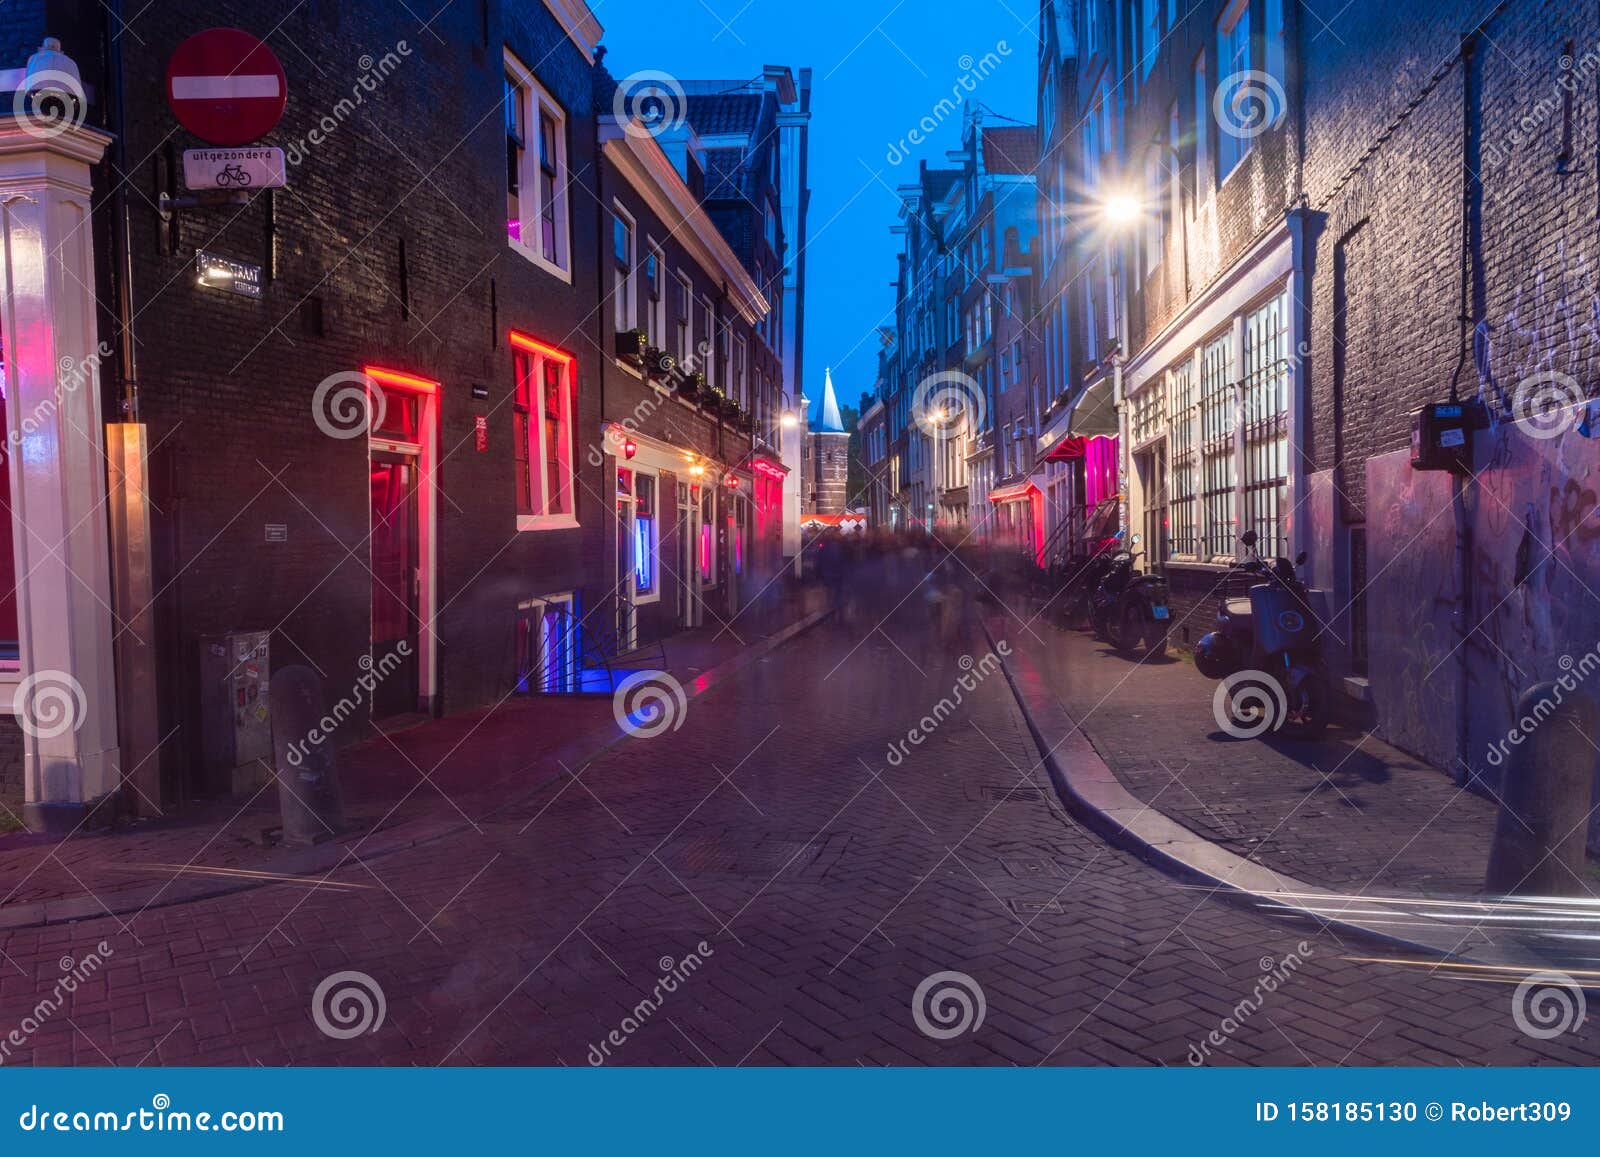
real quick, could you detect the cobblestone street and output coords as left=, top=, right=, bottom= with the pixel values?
left=1, top=616, right=1594, bottom=1068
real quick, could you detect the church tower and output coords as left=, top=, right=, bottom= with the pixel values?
left=803, top=368, right=850, bottom=515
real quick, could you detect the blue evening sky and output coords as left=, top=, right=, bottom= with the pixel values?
left=598, top=0, right=1040, bottom=420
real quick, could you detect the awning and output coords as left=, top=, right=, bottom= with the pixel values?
left=988, top=480, right=1039, bottom=503
left=1037, top=376, right=1117, bottom=460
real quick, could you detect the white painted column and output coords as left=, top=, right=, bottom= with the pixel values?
left=0, top=119, right=121, bottom=829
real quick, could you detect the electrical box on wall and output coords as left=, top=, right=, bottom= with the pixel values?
left=1410, top=401, right=1478, bottom=473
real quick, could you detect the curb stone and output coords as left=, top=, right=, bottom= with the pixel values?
left=977, top=615, right=1544, bottom=969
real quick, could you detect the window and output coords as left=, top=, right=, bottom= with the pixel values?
left=504, top=52, right=569, bottom=276
left=511, top=334, right=576, bottom=528
left=1265, top=0, right=1285, bottom=93
left=1199, top=335, right=1235, bottom=560
left=1141, top=0, right=1161, bottom=78
left=1215, top=0, right=1251, bottom=182
left=733, top=335, right=747, bottom=409
left=646, top=243, right=665, bottom=344
left=612, top=206, right=636, bottom=334
left=673, top=271, right=692, bottom=361
left=1193, top=49, right=1209, bottom=205
left=1169, top=362, right=1198, bottom=558
left=627, top=471, right=658, bottom=599
left=697, top=296, right=715, bottom=383
left=1242, top=295, right=1289, bottom=558
left=517, top=592, right=577, bottom=693
left=764, top=203, right=778, bottom=252
left=1143, top=150, right=1163, bottom=278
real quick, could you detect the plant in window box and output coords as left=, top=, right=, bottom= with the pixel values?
left=677, top=370, right=706, bottom=401
left=615, top=327, right=650, bottom=364
left=704, top=383, right=727, bottom=413
left=645, top=347, right=677, bottom=380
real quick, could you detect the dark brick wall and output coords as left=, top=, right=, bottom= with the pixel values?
left=68, top=1, right=609, bottom=795
left=0, top=716, right=20, bottom=797
left=1300, top=0, right=1600, bottom=672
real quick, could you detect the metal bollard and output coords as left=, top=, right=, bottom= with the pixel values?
left=269, top=665, right=346, bottom=847
left=1484, top=681, right=1599, bottom=896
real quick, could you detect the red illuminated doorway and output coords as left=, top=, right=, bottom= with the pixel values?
left=370, top=451, right=420, bottom=718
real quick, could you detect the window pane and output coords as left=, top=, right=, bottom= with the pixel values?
left=544, top=359, right=571, bottom=516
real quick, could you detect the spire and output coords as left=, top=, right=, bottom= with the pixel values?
left=813, top=367, right=845, bottom=433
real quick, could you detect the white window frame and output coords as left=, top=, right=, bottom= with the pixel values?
left=514, top=344, right=579, bottom=532
left=1215, top=0, right=1253, bottom=183
left=645, top=240, right=666, bottom=348
left=620, top=467, right=662, bottom=606
left=504, top=50, right=571, bottom=282
left=699, top=294, right=717, bottom=386
left=611, top=202, right=637, bottom=337
left=674, top=269, right=693, bottom=362
left=733, top=334, right=747, bottom=409
left=519, top=592, right=577, bottom=693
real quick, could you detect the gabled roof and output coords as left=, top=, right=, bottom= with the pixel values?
left=685, top=91, right=763, bottom=136
left=982, top=126, right=1038, bottom=175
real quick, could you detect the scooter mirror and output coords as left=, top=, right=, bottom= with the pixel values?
left=1130, top=534, right=1142, bottom=545
left=1240, top=530, right=1259, bottom=548
left=1296, top=551, right=1308, bottom=566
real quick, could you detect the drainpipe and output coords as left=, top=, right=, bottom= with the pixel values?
left=105, top=0, right=137, bottom=419
left=1451, top=31, right=1484, bottom=783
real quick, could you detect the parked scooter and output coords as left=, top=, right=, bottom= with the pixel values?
left=1193, top=530, right=1328, bottom=739
left=1087, top=535, right=1171, bottom=658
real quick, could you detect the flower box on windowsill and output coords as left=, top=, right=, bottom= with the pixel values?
left=676, top=371, right=706, bottom=403
left=615, top=328, right=649, bottom=364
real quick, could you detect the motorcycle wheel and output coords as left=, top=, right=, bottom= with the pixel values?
left=1111, top=602, right=1146, bottom=653
left=1279, top=673, right=1329, bottom=740
left=1141, top=617, right=1169, bottom=659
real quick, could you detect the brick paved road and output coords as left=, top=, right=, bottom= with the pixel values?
left=1005, top=608, right=1501, bottom=897
left=0, top=614, right=1594, bottom=1067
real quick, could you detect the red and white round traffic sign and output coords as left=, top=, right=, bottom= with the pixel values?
left=165, top=28, right=287, bottom=147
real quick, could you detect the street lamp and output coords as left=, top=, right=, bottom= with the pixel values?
left=780, top=411, right=798, bottom=429
left=1102, top=192, right=1142, bottom=227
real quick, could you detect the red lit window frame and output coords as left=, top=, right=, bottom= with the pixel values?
left=508, top=332, right=577, bottom=525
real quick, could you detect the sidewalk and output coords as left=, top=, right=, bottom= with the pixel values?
left=997, top=612, right=1502, bottom=899
left=0, top=585, right=828, bottom=925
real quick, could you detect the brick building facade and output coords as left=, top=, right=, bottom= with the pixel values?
left=0, top=2, right=807, bottom=827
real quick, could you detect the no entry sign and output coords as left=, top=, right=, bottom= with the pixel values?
left=165, top=28, right=287, bottom=147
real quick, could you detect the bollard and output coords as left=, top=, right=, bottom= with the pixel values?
left=269, top=665, right=346, bottom=847
left=1484, top=681, right=1599, bottom=896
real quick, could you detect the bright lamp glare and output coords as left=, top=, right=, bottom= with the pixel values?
left=1103, top=194, right=1141, bottom=225
left=780, top=412, right=798, bottom=429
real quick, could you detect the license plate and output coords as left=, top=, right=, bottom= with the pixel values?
left=1151, top=605, right=1170, bottom=620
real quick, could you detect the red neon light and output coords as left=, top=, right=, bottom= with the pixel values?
left=364, top=366, right=439, bottom=394
left=508, top=331, right=575, bottom=365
